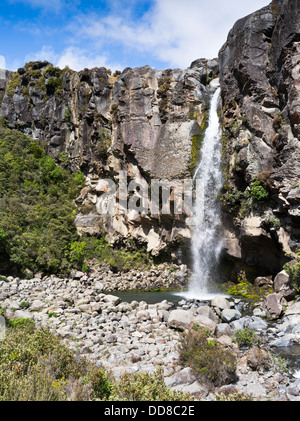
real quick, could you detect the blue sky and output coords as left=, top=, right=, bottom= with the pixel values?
left=0, top=0, right=270, bottom=72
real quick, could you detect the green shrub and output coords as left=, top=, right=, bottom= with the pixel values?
left=226, top=281, right=254, bottom=298
left=0, top=357, right=69, bottom=401
left=82, top=236, right=153, bottom=272
left=224, top=271, right=272, bottom=303
left=108, top=369, right=193, bottom=401
left=9, top=318, right=35, bottom=330
left=87, top=367, right=112, bottom=400
left=270, top=354, right=288, bottom=372
left=221, top=176, right=269, bottom=216
left=82, top=263, right=89, bottom=273
left=0, top=324, right=192, bottom=401
left=284, top=253, right=300, bottom=291
left=158, top=75, right=172, bottom=96
left=0, top=324, right=112, bottom=401
left=250, top=180, right=269, bottom=201
left=268, top=216, right=280, bottom=230
left=69, top=241, right=86, bottom=268
left=215, top=392, right=252, bottom=401
left=63, top=108, right=71, bottom=123
left=59, top=151, right=69, bottom=166
left=179, top=325, right=237, bottom=388
left=0, top=116, right=8, bottom=128
left=44, top=66, right=62, bottom=78
left=220, top=184, right=253, bottom=218
left=46, top=77, right=63, bottom=95
left=232, top=328, right=260, bottom=348
left=0, top=128, right=85, bottom=276
left=6, top=73, right=21, bottom=97
left=0, top=228, right=6, bottom=253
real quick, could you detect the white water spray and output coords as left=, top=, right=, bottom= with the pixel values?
left=181, top=86, right=224, bottom=300
left=294, top=370, right=300, bottom=379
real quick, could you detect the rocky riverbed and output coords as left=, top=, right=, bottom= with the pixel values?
left=1, top=267, right=300, bottom=401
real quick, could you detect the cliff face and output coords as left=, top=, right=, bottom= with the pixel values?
left=1, top=0, right=300, bottom=278
left=219, top=0, right=300, bottom=276
left=0, top=58, right=219, bottom=259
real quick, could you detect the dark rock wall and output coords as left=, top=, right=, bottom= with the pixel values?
left=219, top=0, right=300, bottom=276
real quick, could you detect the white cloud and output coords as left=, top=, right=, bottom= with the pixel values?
left=25, top=45, right=122, bottom=72
left=0, top=55, right=6, bottom=70
left=71, top=0, right=270, bottom=68
left=56, top=46, right=122, bottom=72
left=19, top=0, right=271, bottom=72
left=25, top=45, right=58, bottom=65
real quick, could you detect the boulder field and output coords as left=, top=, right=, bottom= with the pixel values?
left=1, top=268, right=300, bottom=401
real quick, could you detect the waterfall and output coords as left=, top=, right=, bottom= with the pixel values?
left=183, top=86, right=224, bottom=300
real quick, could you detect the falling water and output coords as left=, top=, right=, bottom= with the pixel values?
left=181, top=86, right=224, bottom=300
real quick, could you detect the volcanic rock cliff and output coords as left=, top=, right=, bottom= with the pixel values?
left=0, top=58, right=219, bottom=260
left=219, top=0, right=300, bottom=277
left=0, top=0, right=300, bottom=280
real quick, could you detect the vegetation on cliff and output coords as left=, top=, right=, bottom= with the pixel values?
left=283, top=251, right=300, bottom=293
left=0, top=125, right=153, bottom=276
left=0, top=126, right=84, bottom=275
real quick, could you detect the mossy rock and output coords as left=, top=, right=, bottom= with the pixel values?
left=6, top=73, right=21, bottom=98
